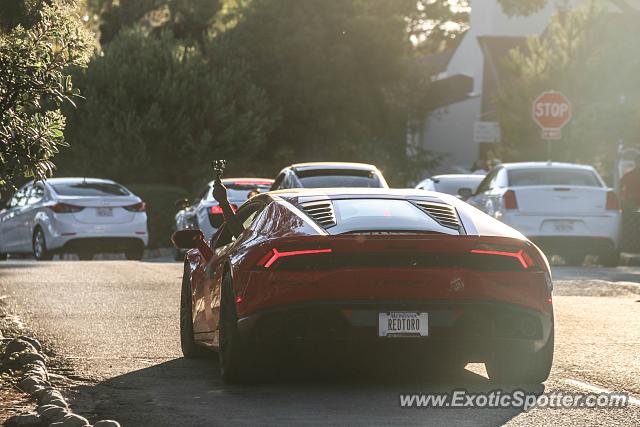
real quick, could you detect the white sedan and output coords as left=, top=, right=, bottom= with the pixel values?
left=0, top=178, right=148, bottom=261
left=467, top=162, right=621, bottom=266
left=416, top=174, right=485, bottom=200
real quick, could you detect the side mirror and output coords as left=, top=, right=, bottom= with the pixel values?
left=457, top=187, right=473, bottom=200
left=171, top=229, right=204, bottom=249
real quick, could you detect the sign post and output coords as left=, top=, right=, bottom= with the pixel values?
left=532, top=91, right=572, bottom=159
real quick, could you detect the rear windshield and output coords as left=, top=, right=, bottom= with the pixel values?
left=51, top=182, right=130, bottom=196
left=206, top=182, right=272, bottom=201
left=297, top=170, right=382, bottom=188
left=508, top=169, right=601, bottom=187
left=329, top=199, right=456, bottom=234
left=435, top=179, right=482, bottom=195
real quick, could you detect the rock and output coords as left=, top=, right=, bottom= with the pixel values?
left=16, top=352, right=47, bottom=367
left=45, top=398, right=69, bottom=408
left=56, top=413, right=91, bottom=427
left=38, top=389, right=68, bottom=407
left=17, top=375, right=49, bottom=394
left=4, top=413, right=41, bottom=427
left=24, top=364, right=48, bottom=381
left=94, top=421, right=121, bottom=427
left=38, top=405, right=68, bottom=423
left=2, top=339, right=37, bottom=364
left=17, top=336, right=43, bottom=352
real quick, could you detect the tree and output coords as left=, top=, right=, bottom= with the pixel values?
left=0, top=0, right=91, bottom=194
left=494, top=4, right=640, bottom=168
left=60, top=29, right=276, bottom=188
left=219, top=0, right=447, bottom=184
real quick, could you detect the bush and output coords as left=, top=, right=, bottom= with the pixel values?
left=126, top=183, right=189, bottom=249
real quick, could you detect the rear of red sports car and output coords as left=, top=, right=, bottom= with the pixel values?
left=232, top=191, right=554, bottom=384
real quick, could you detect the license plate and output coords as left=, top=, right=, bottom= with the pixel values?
left=553, top=220, right=574, bottom=232
left=378, top=312, right=428, bottom=337
left=96, top=207, right=113, bottom=217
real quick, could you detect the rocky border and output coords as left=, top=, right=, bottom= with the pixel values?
left=1, top=337, right=119, bottom=427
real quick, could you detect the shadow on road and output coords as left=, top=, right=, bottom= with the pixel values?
left=70, top=357, right=543, bottom=426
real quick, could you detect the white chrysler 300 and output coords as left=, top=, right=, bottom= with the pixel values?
left=0, top=178, right=148, bottom=261
left=467, top=162, right=621, bottom=266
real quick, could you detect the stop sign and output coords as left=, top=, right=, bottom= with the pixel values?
left=532, top=91, right=572, bottom=139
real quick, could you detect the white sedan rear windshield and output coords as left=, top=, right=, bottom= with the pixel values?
left=51, top=182, right=130, bottom=196
left=508, top=169, right=601, bottom=187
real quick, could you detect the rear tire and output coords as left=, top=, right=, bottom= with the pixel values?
left=125, top=246, right=144, bottom=261
left=33, top=228, right=53, bottom=261
left=218, top=272, right=251, bottom=383
left=599, top=250, right=620, bottom=268
left=486, top=329, right=554, bottom=384
left=180, top=262, right=208, bottom=358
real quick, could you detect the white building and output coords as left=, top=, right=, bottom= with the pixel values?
left=415, top=0, right=568, bottom=175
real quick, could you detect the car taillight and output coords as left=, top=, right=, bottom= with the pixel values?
left=124, top=202, right=146, bottom=212
left=503, top=190, right=518, bottom=210
left=257, top=248, right=333, bottom=269
left=210, top=204, right=237, bottom=215
left=48, top=203, right=84, bottom=213
left=470, top=245, right=535, bottom=269
left=606, top=191, right=620, bottom=210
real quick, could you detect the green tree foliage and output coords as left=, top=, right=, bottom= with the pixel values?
left=0, top=0, right=91, bottom=194
left=94, top=0, right=222, bottom=45
left=408, top=0, right=470, bottom=54
left=60, top=29, right=275, bottom=188
left=497, top=0, right=548, bottom=17
left=218, top=0, right=443, bottom=184
left=494, top=5, right=640, bottom=167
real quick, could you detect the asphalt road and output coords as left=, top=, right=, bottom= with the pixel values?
left=1, top=260, right=639, bottom=426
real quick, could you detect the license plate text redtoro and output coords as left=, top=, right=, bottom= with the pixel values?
left=378, top=312, right=428, bottom=337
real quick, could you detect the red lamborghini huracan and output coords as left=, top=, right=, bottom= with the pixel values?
left=173, top=188, right=554, bottom=384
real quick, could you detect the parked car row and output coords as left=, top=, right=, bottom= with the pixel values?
left=1, top=160, right=620, bottom=266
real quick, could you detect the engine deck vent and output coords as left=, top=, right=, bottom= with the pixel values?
left=414, top=201, right=461, bottom=230
left=300, top=200, right=337, bottom=228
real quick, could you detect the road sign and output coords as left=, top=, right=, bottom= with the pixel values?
left=532, top=91, right=572, bottom=140
left=474, top=121, right=501, bottom=143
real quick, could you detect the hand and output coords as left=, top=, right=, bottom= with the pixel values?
left=211, top=177, right=228, bottom=204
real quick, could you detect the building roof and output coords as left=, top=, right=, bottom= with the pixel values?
left=416, top=48, right=456, bottom=76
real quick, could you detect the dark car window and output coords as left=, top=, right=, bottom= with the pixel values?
left=296, top=169, right=382, bottom=188
left=9, top=189, right=26, bottom=208
left=475, top=168, right=500, bottom=194
left=51, top=182, right=130, bottom=196
left=27, top=185, right=45, bottom=204
left=271, top=173, right=285, bottom=191
left=507, top=168, right=602, bottom=187
left=213, top=202, right=268, bottom=248
left=328, top=199, right=457, bottom=234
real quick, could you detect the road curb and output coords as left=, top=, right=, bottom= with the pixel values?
left=1, top=337, right=120, bottom=427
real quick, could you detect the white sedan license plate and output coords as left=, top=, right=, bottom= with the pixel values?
left=378, top=312, right=428, bottom=337
left=553, top=220, right=574, bottom=232
left=96, top=207, right=113, bottom=217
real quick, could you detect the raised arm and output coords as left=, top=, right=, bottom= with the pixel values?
left=211, top=177, right=245, bottom=238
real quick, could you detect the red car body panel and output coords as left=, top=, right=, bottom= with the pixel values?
left=183, top=189, right=553, bottom=350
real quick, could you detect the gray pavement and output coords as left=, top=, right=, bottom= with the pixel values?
left=0, top=260, right=639, bottom=426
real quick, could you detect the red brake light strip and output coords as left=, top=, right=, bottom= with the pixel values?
left=261, top=248, right=332, bottom=268
left=470, top=249, right=533, bottom=269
